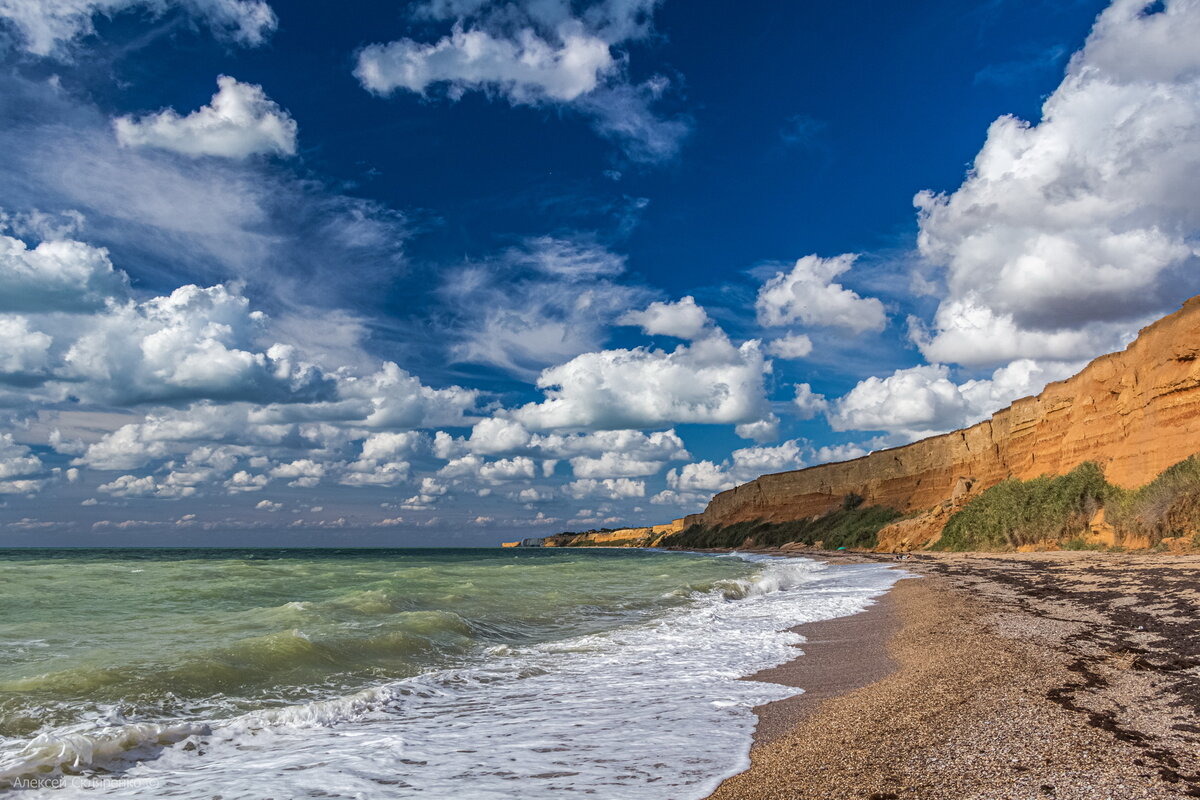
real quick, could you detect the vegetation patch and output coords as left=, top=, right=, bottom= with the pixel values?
left=579, top=455, right=1200, bottom=554
left=660, top=503, right=901, bottom=551
left=1106, top=455, right=1200, bottom=544
left=1063, top=536, right=1107, bottom=551
left=935, top=456, right=1200, bottom=551
left=934, top=462, right=1114, bottom=551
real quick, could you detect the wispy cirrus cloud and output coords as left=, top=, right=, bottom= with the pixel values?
left=0, top=0, right=277, bottom=57
left=440, top=235, right=650, bottom=378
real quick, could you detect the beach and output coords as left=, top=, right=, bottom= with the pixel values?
left=3, top=547, right=1196, bottom=798
left=713, top=552, right=1200, bottom=800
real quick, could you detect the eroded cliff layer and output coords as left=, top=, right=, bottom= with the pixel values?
left=686, top=296, right=1200, bottom=530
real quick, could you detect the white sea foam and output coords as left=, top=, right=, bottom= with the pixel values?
left=0, top=722, right=211, bottom=787
left=9, top=556, right=905, bottom=799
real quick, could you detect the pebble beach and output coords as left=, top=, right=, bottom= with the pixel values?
left=711, top=552, right=1200, bottom=800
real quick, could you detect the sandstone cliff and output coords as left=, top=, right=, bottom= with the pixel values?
left=508, top=297, right=1200, bottom=551
left=512, top=519, right=686, bottom=548
left=683, top=295, right=1200, bottom=540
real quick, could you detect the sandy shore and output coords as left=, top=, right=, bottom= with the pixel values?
left=710, top=552, right=1200, bottom=800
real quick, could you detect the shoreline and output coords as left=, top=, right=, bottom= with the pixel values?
left=740, top=581, right=904, bottom=746
left=711, top=551, right=1200, bottom=799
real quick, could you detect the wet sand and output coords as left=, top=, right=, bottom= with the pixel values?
left=742, top=590, right=902, bottom=745
left=711, top=552, right=1200, bottom=800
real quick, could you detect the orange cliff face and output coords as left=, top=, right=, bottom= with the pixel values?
left=563, top=519, right=688, bottom=546
left=527, top=519, right=688, bottom=548
left=686, top=296, right=1200, bottom=530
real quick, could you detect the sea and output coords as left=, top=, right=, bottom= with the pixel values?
left=0, top=547, right=903, bottom=799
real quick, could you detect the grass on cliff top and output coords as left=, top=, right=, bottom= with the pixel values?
left=660, top=500, right=901, bottom=551
left=934, top=456, right=1200, bottom=551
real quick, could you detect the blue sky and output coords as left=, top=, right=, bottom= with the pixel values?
left=1, top=0, right=1197, bottom=546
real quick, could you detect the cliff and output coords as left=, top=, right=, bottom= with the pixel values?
left=504, top=296, right=1200, bottom=551
left=685, top=295, right=1200, bottom=544
left=512, top=519, right=687, bottom=548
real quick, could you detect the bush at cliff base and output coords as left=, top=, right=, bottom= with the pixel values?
left=1106, top=455, right=1200, bottom=546
left=934, top=462, right=1113, bottom=551
left=661, top=504, right=901, bottom=550
left=935, top=456, right=1200, bottom=551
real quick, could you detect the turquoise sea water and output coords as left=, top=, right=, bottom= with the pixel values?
left=0, top=547, right=903, bottom=798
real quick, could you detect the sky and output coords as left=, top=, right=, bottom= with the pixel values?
left=0, top=0, right=1198, bottom=546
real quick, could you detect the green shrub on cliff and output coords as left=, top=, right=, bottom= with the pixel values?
left=660, top=503, right=901, bottom=551
left=934, top=462, right=1115, bottom=551
left=1106, top=455, right=1200, bottom=545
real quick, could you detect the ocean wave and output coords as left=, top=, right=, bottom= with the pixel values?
left=0, top=612, right=479, bottom=710
left=0, top=556, right=905, bottom=798
left=714, top=555, right=826, bottom=599
left=0, top=721, right=211, bottom=789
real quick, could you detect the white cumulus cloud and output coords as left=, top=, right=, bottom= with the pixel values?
left=0, top=316, right=52, bottom=379
left=63, top=283, right=332, bottom=406
left=341, top=460, right=410, bottom=487
left=356, top=23, right=614, bottom=103
left=0, top=434, right=43, bottom=481
left=353, top=0, right=686, bottom=162
left=268, top=459, right=325, bottom=488
left=913, top=0, right=1200, bottom=366
left=98, top=473, right=196, bottom=499
left=618, top=295, right=712, bottom=340
left=734, top=414, right=780, bottom=443
left=666, top=460, right=733, bottom=493
left=765, top=333, right=813, bottom=360
left=467, top=418, right=533, bottom=455
left=666, top=440, right=806, bottom=495
left=792, top=383, right=829, bottom=420
left=478, top=457, right=537, bottom=483
left=729, top=439, right=805, bottom=480
left=565, top=477, right=645, bottom=499
left=224, top=470, right=269, bottom=493
left=568, top=451, right=667, bottom=478
left=115, top=76, right=297, bottom=159
left=756, top=254, right=887, bottom=334
left=513, top=332, right=772, bottom=431
left=359, top=431, right=425, bottom=462
left=0, top=233, right=128, bottom=312
left=649, top=488, right=708, bottom=508
left=828, top=359, right=1080, bottom=440
left=572, top=430, right=690, bottom=460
